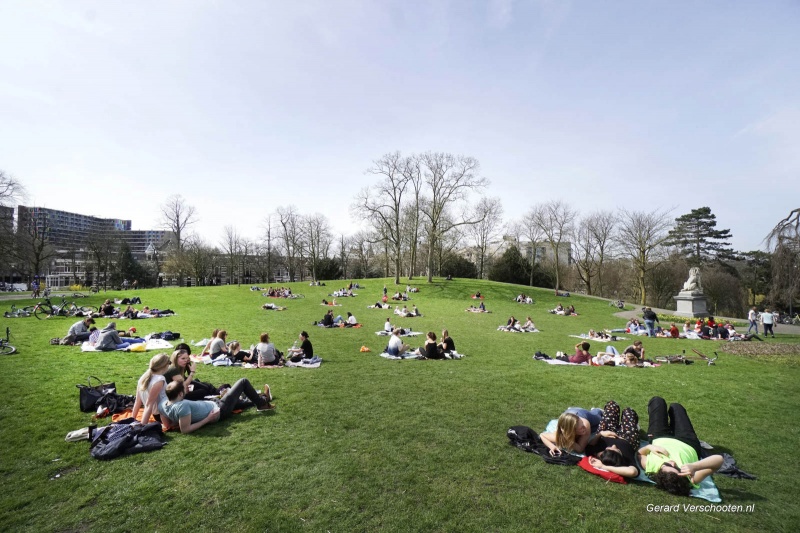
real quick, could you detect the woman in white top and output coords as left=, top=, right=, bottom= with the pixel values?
left=131, top=353, right=170, bottom=424
left=208, top=330, right=229, bottom=360
left=256, top=332, right=281, bottom=367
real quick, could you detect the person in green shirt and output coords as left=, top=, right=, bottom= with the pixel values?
left=637, top=397, right=724, bottom=496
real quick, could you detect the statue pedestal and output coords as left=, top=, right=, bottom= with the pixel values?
left=673, top=292, right=708, bottom=318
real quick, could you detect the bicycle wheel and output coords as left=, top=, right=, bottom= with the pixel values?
left=73, top=292, right=87, bottom=298
left=34, top=305, right=53, bottom=319
left=0, top=343, right=16, bottom=355
left=21, top=306, right=36, bottom=314
left=79, top=305, right=98, bottom=314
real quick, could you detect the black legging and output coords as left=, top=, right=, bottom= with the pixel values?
left=646, top=396, right=702, bottom=457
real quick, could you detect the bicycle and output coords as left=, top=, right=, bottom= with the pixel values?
left=33, top=297, right=70, bottom=319
left=608, top=299, right=625, bottom=309
left=4, top=304, right=33, bottom=318
left=0, top=327, right=17, bottom=355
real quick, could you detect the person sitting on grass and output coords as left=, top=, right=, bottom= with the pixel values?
left=160, top=378, right=273, bottom=433
left=131, top=353, right=170, bottom=424
left=638, top=396, right=724, bottom=496
left=384, top=317, right=393, bottom=333
left=66, top=317, right=95, bottom=343
left=228, top=341, right=253, bottom=363
left=386, top=329, right=409, bottom=356
left=287, top=331, right=313, bottom=362
left=439, top=329, right=455, bottom=354
left=623, top=340, right=645, bottom=363
left=521, top=316, right=537, bottom=332
left=201, top=329, right=220, bottom=355
left=345, top=312, right=358, bottom=327
left=413, top=331, right=444, bottom=359
left=541, top=406, right=605, bottom=455
left=100, top=299, right=116, bottom=316
left=95, top=321, right=144, bottom=351
left=208, top=330, right=230, bottom=361
left=256, top=332, right=283, bottom=367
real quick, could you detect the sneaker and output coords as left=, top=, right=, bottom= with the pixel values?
left=257, top=401, right=275, bottom=412
left=264, top=384, right=273, bottom=401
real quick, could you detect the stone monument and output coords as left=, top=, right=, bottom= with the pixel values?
left=674, top=267, right=708, bottom=317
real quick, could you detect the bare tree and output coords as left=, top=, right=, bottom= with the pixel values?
left=766, top=208, right=800, bottom=312
left=85, top=232, right=118, bottom=290
left=516, top=213, right=544, bottom=287
left=337, top=233, right=351, bottom=279
left=615, top=209, right=673, bottom=305
left=467, top=197, right=504, bottom=279
left=160, top=195, right=197, bottom=286
left=530, top=200, right=575, bottom=290
left=587, top=211, right=617, bottom=296
left=401, top=155, right=424, bottom=280
left=303, top=213, right=332, bottom=282
left=184, top=236, right=216, bottom=286
left=220, top=226, right=241, bottom=285
left=418, top=152, right=488, bottom=282
left=0, top=170, right=25, bottom=207
left=352, top=152, right=410, bottom=284
left=277, top=206, right=302, bottom=282
left=573, top=211, right=617, bottom=296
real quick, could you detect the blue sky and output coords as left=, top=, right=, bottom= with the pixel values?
left=1, top=0, right=798, bottom=252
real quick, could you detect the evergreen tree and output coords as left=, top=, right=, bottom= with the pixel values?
left=488, top=246, right=529, bottom=285
left=665, top=207, right=733, bottom=263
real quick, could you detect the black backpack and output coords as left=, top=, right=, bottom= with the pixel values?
left=507, top=425, right=580, bottom=466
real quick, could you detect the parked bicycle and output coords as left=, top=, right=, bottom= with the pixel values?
left=32, top=297, right=69, bottom=319
left=4, top=304, right=33, bottom=318
left=0, top=327, right=17, bottom=355
left=609, top=299, right=625, bottom=309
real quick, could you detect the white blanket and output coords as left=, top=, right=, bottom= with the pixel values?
left=375, top=331, right=422, bottom=337
left=80, top=338, right=174, bottom=352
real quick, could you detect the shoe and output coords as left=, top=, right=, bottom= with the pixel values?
left=257, top=402, right=275, bottom=411
left=264, top=384, right=273, bottom=401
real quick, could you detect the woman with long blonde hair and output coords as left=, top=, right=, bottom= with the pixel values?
left=131, top=353, right=170, bottom=423
left=540, top=407, right=604, bottom=455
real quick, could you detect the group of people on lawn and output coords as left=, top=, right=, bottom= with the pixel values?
left=540, top=399, right=725, bottom=497
left=385, top=327, right=456, bottom=359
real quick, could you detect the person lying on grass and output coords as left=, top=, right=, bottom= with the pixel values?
left=160, top=378, right=273, bottom=433
left=369, top=302, right=392, bottom=309
left=262, top=302, right=286, bottom=311
left=131, top=353, right=170, bottom=424
left=638, top=396, right=724, bottom=496
left=555, top=342, right=592, bottom=364
left=465, top=305, right=490, bottom=313
left=585, top=400, right=642, bottom=478
left=541, top=406, right=604, bottom=455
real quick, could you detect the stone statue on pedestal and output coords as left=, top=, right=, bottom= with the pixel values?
left=681, top=267, right=703, bottom=294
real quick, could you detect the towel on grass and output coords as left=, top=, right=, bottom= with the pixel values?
left=375, top=331, right=422, bottom=337
left=285, top=357, right=322, bottom=368
left=81, top=339, right=173, bottom=352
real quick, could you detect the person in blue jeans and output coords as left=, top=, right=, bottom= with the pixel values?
left=642, top=307, right=660, bottom=337
left=160, top=378, right=273, bottom=433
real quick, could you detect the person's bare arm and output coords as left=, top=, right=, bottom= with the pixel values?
left=540, top=432, right=562, bottom=456
left=588, top=457, right=638, bottom=478
left=680, top=454, right=724, bottom=484
left=178, top=409, right=219, bottom=434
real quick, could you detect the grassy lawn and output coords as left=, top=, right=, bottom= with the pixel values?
left=0, top=278, right=797, bottom=532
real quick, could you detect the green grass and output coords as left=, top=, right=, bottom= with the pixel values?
left=1, top=278, right=798, bottom=532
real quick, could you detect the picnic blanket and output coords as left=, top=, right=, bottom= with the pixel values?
left=375, top=331, right=423, bottom=337
left=540, top=419, right=721, bottom=502
left=378, top=351, right=466, bottom=361
left=533, top=357, right=589, bottom=365
left=285, top=356, right=322, bottom=368
left=81, top=338, right=174, bottom=352
left=497, top=326, right=539, bottom=333
left=367, top=305, right=393, bottom=309
left=570, top=334, right=627, bottom=341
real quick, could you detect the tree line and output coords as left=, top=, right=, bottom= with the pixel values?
left=1, top=164, right=797, bottom=317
